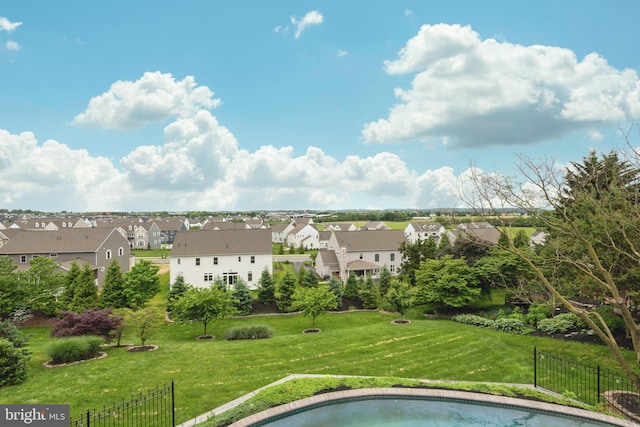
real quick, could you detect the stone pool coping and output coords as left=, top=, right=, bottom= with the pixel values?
left=177, top=374, right=637, bottom=427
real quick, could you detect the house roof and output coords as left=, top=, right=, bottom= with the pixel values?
left=318, top=249, right=339, bottom=268
left=171, top=229, right=272, bottom=256
left=346, top=259, right=381, bottom=270
left=408, top=222, right=443, bottom=231
left=0, top=228, right=122, bottom=254
left=332, top=230, right=406, bottom=252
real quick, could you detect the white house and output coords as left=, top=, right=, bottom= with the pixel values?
left=404, top=221, right=445, bottom=244
left=170, top=229, right=272, bottom=290
left=283, top=218, right=319, bottom=249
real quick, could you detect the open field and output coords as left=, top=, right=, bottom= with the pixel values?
left=1, top=309, right=633, bottom=425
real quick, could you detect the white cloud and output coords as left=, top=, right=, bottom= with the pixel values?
left=290, top=10, right=323, bottom=39
left=0, top=17, right=21, bottom=32
left=337, top=50, right=348, bottom=57
left=5, top=40, right=19, bottom=51
left=404, top=9, right=414, bottom=17
left=72, top=72, right=221, bottom=131
left=363, top=23, right=640, bottom=149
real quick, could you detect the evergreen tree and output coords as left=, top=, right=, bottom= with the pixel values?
left=0, top=257, right=26, bottom=318
left=328, top=276, right=343, bottom=306
left=257, top=268, right=276, bottom=304
left=378, top=265, right=392, bottom=296
left=167, top=274, right=189, bottom=315
left=101, top=260, right=128, bottom=308
left=359, top=274, right=379, bottom=309
left=232, top=278, right=253, bottom=315
left=302, top=268, right=319, bottom=288
left=277, top=271, right=297, bottom=312
left=124, top=260, right=160, bottom=308
left=70, top=263, right=99, bottom=312
left=59, top=261, right=81, bottom=311
left=343, top=272, right=359, bottom=300
left=297, top=266, right=307, bottom=287
left=212, top=276, right=227, bottom=292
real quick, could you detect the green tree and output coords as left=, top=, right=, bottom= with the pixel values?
left=359, top=274, right=379, bottom=309
left=385, top=279, right=414, bottom=320
left=232, top=278, right=253, bottom=315
left=167, top=274, right=189, bottom=315
left=100, top=260, right=128, bottom=309
left=291, top=285, right=339, bottom=330
left=123, top=306, right=164, bottom=347
left=69, top=263, right=99, bottom=313
left=124, top=260, right=160, bottom=308
left=328, top=277, right=343, bottom=305
left=297, top=265, right=307, bottom=287
left=378, top=265, right=392, bottom=296
left=257, top=268, right=276, bottom=304
left=278, top=244, right=285, bottom=255
left=414, top=255, right=481, bottom=309
left=0, top=256, right=25, bottom=317
left=277, top=271, right=297, bottom=312
left=25, top=256, right=62, bottom=314
left=0, top=338, right=30, bottom=386
left=173, top=286, right=237, bottom=338
left=399, top=238, right=438, bottom=286
left=302, top=268, right=319, bottom=288
left=343, top=272, right=359, bottom=300
left=58, top=261, right=82, bottom=311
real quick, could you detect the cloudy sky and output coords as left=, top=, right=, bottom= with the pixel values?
left=1, top=1, right=639, bottom=212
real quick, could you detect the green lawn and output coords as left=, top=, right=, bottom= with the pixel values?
left=131, top=248, right=169, bottom=258
left=1, top=310, right=632, bottom=425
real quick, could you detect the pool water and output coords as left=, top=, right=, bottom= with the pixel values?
left=255, top=398, right=616, bottom=427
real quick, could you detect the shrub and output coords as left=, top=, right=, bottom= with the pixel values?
left=50, top=309, right=122, bottom=343
left=594, top=305, right=626, bottom=333
left=223, top=324, right=274, bottom=340
left=493, top=318, right=527, bottom=334
left=46, top=336, right=104, bottom=364
left=0, top=338, right=30, bottom=386
left=451, top=314, right=495, bottom=329
left=537, top=313, right=585, bottom=334
left=524, top=303, right=552, bottom=327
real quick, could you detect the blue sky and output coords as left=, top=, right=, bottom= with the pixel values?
left=1, top=1, right=639, bottom=212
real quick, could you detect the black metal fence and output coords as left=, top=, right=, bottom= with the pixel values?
left=534, top=347, right=639, bottom=416
left=70, top=381, right=174, bottom=427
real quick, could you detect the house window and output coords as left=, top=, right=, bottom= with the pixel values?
left=238, top=256, right=241, bottom=262
left=248, top=271, right=253, bottom=282
left=204, top=273, right=213, bottom=281
left=359, top=253, right=363, bottom=260
left=118, top=247, right=124, bottom=256
left=20, top=255, right=27, bottom=263
left=106, top=250, right=112, bottom=260
left=390, top=253, right=395, bottom=262
left=62, top=222, right=66, bottom=228
left=195, top=258, right=201, bottom=266
left=31, top=255, right=39, bottom=259
left=390, top=265, right=395, bottom=272
left=251, top=256, right=255, bottom=264
left=50, top=253, right=58, bottom=258
left=35, top=223, right=39, bottom=228
left=177, top=258, right=181, bottom=265
left=213, top=257, right=218, bottom=265
left=374, top=254, right=379, bottom=262
left=223, top=272, right=238, bottom=286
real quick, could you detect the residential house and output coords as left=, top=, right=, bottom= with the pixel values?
left=170, top=229, right=272, bottom=290
left=404, top=221, right=446, bottom=244
left=319, top=230, right=407, bottom=282
left=19, top=217, right=93, bottom=230
left=360, top=221, right=390, bottom=231
left=96, top=218, right=162, bottom=249
left=0, top=228, right=130, bottom=285
left=282, top=217, right=319, bottom=250
left=448, top=222, right=501, bottom=245
left=529, top=231, right=548, bottom=247
left=148, top=217, right=189, bottom=246
left=271, top=223, right=289, bottom=244
left=323, top=222, right=358, bottom=232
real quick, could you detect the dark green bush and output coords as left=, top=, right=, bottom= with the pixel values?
left=223, top=324, right=274, bottom=340
left=0, top=338, right=30, bottom=387
left=524, top=303, right=552, bottom=327
left=537, top=313, right=585, bottom=334
left=594, top=305, right=626, bottom=333
left=46, top=336, right=104, bottom=364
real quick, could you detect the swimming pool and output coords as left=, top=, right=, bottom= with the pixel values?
left=229, top=388, right=636, bottom=427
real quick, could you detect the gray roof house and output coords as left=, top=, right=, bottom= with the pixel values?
left=0, top=228, right=131, bottom=285
left=170, top=229, right=272, bottom=290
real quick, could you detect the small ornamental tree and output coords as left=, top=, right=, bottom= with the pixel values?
left=378, top=266, right=392, bottom=296
left=277, top=271, right=297, bottom=312
left=50, top=308, right=123, bottom=343
left=385, top=279, right=414, bottom=321
left=257, top=268, right=276, bottom=304
left=167, top=274, right=189, bottom=315
left=124, top=306, right=164, bottom=347
left=359, top=274, right=379, bottom=309
left=343, top=272, right=359, bottom=300
left=25, top=256, right=62, bottom=314
left=124, top=260, right=160, bottom=308
left=173, top=287, right=237, bottom=338
left=58, top=261, right=82, bottom=312
left=297, top=266, right=307, bottom=287
left=0, top=256, right=25, bottom=318
left=101, top=260, right=128, bottom=309
left=70, top=263, right=99, bottom=313
left=414, top=255, right=481, bottom=310
left=328, top=277, right=343, bottom=306
left=291, top=285, right=339, bottom=331
left=232, top=278, right=253, bottom=315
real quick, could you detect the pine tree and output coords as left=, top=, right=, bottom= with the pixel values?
left=232, top=278, right=253, bottom=315
left=343, top=272, right=359, bottom=300
left=257, top=268, right=276, bottom=304
left=359, top=274, right=379, bottom=309
left=59, top=261, right=81, bottom=311
left=101, top=260, right=128, bottom=308
left=167, top=274, right=189, bottom=315
left=70, top=263, right=99, bottom=312
left=378, top=266, right=392, bottom=296
left=328, top=277, right=343, bottom=306
left=302, top=268, right=319, bottom=288
left=277, top=271, right=297, bottom=312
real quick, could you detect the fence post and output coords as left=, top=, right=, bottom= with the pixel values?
left=85, top=409, right=90, bottom=427
left=171, top=380, right=175, bottom=427
left=533, top=347, right=537, bottom=388
left=597, top=365, right=601, bottom=404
